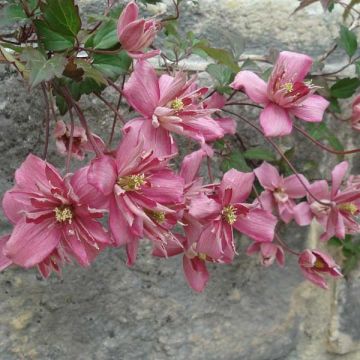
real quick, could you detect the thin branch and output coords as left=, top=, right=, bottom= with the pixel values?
left=66, top=108, right=75, bottom=174
left=41, top=84, right=51, bottom=160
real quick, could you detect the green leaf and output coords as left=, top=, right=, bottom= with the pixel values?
left=338, top=25, right=358, bottom=58
left=74, top=59, right=108, bottom=85
left=92, top=51, right=131, bottom=79
left=221, top=151, right=251, bottom=172
left=342, top=254, right=359, bottom=276
left=328, top=237, right=343, bottom=247
left=330, top=78, right=360, bottom=98
left=329, top=97, right=341, bottom=113
left=0, top=4, right=27, bottom=26
left=243, top=147, right=276, bottom=162
left=0, top=45, right=28, bottom=79
left=92, top=20, right=119, bottom=50
left=40, top=0, right=81, bottom=37
left=206, top=64, right=233, bottom=86
left=21, top=48, right=66, bottom=88
left=195, top=43, right=240, bottom=72
left=34, top=20, right=74, bottom=51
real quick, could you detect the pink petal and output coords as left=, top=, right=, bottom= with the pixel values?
left=2, top=190, right=28, bottom=224
left=283, top=174, right=309, bottom=198
left=331, top=161, right=349, bottom=198
left=158, top=73, right=187, bottom=106
left=0, top=234, right=12, bottom=271
left=309, top=180, right=330, bottom=202
left=126, top=240, right=139, bottom=266
left=128, top=49, right=161, bottom=60
left=183, top=256, right=209, bottom=292
left=301, top=268, right=328, bottom=289
left=197, top=221, right=223, bottom=259
left=254, top=162, right=281, bottom=191
left=204, top=92, right=226, bottom=109
left=117, top=2, right=139, bottom=36
left=180, top=149, right=206, bottom=185
left=88, top=156, right=117, bottom=196
left=4, top=219, right=61, bottom=268
left=230, top=71, right=269, bottom=104
left=123, top=61, right=160, bottom=117
left=291, top=95, right=329, bottom=122
left=293, top=202, right=313, bottom=226
left=233, top=208, right=277, bottom=242
left=215, top=117, right=237, bottom=136
left=260, top=103, right=293, bottom=137
left=220, top=169, right=255, bottom=204
left=189, top=194, right=222, bottom=221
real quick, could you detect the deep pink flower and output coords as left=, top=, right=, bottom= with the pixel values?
left=230, top=51, right=329, bottom=137
left=298, top=249, right=342, bottom=289
left=88, top=128, right=185, bottom=265
left=246, top=241, right=285, bottom=267
left=294, top=161, right=360, bottom=241
left=1, top=155, right=111, bottom=277
left=254, top=162, right=309, bottom=223
left=351, top=95, right=360, bottom=131
left=123, top=61, right=235, bottom=156
left=54, top=120, right=105, bottom=160
left=117, top=1, right=160, bottom=59
left=189, top=169, right=277, bottom=262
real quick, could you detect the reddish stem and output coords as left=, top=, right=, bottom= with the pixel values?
left=66, top=108, right=75, bottom=174
left=41, top=84, right=50, bottom=160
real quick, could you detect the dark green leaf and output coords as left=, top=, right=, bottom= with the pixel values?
left=329, top=97, right=341, bottom=113
left=355, top=61, right=360, bottom=77
left=243, top=147, right=276, bottom=162
left=330, top=78, right=360, bottom=98
left=240, top=58, right=262, bottom=72
left=206, top=64, right=233, bottom=86
left=221, top=151, right=251, bottom=172
left=74, top=59, right=108, bottom=85
left=34, top=20, right=74, bottom=51
left=328, top=237, right=343, bottom=247
left=92, top=51, right=131, bottom=79
left=93, top=20, right=119, bottom=50
left=338, top=25, right=358, bottom=57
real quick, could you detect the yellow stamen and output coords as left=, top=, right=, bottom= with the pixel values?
left=314, top=259, right=325, bottom=269
left=338, top=202, right=358, bottom=215
left=198, top=253, right=207, bottom=261
left=117, top=174, right=146, bottom=191
left=148, top=211, right=166, bottom=223
left=170, top=98, right=184, bottom=111
left=282, top=82, right=293, bottom=93
left=54, top=207, right=73, bottom=223
left=222, top=205, right=237, bottom=225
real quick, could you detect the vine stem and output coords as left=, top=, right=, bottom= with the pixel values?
left=222, top=109, right=331, bottom=207
left=41, top=84, right=50, bottom=160
left=66, top=108, right=75, bottom=174
left=94, top=92, right=125, bottom=125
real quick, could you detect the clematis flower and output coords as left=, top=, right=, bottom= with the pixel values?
left=117, top=1, right=160, bottom=59
left=254, top=162, right=309, bottom=223
left=294, top=161, right=360, bottom=241
left=351, top=95, right=360, bottom=131
left=88, top=128, right=185, bottom=265
left=123, top=61, right=235, bottom=157
left=54, top=120, right=105, bottom=160
left=1, top=155, right=111, bottom=277
left=246, top=241, right=285, bottom=267
left=189, top=169, right=277, bottom=262
left=298, top=249, right=342, bottom=289
left=230, top=51, right=329, bottom=137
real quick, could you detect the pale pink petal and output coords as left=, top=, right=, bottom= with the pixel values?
left=254, top=162, right=281, bottom=190
left=309, top=180, right=330, bottom=202
left=230, top=71, right=269, bottom=104
left=4, top=219, right=61, bottom=268
left=158, top=73, right=187, bottom=106
left=293, top=202, right=313, bottom=226
left=257, top=190, right=275, bottom=212
left=183, top=256, right=209, bottom=292
left=283, top=174, right=309, bottom=198
left=117, top=2, right=139, bottom=36
left=2, top=190, right=28, bottom=224
left=331, top=161, right=348, bottom=198
left=233, top=208, right=277, bottom=242
left=197, top=221, right=223, bottom=259
left=88, top=156, right=117, bottom=196
left=204, top=92, right=226, bottom=109
left=291, top=95, right=329, bottom=122
left=128, top=49, right=160, bottom=60
left=215, top=117, right=236, bottom=136
left=260, top=103, right=293, bottom=137
left=189, top=194, right=221, bottom=221
left=301, top=269, right=328, bottom=289
left=180, top=149, right=206, bottom=184
left=0, top=234, right=12, bottom=271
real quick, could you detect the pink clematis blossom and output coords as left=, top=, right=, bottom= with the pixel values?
left=189, top=169, right=278, bottom=262
left=298, top=249, right=342, bottom=289
left=246, top=241, right=285, bottom=267
left=230, top=51, right=329, bottom=137
left=117, top=1, right=160, bottom=59
left=54, top=120, right=105, bottom=160
left=88, top=128, right=185, bottom=265
left=294, top=161, right=360, bottom=241
left=351, top=95, right=360, bottom=131
left=123, top=61, right=235, bottom=157
left=254, top=162, right=309, bottom=223
left=1, top=155, right=111, bottom=277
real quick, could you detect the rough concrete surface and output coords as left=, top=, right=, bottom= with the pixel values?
left=1, top=0, right=360, bottom=359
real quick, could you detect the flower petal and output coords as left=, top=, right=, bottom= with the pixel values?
left=293, top=202, right=313, bottom=226
left=283, top=174, right=309, bottom=198
left=0, top=234, right=12, bottom=271
left=331, top=161, right=348, bottom=198
left=260, top=103, right=293, bottom=137
left=180, top=149, right=206, bottom=185
left=254, top=162, right=281, bottom=191
left=291, top=95, right=329, bottom=122
left=88, top=156, right=117, bottom=196
left=183, top=256, right=209, bottom=292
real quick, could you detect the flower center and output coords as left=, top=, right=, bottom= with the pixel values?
left=147, top=210, right=166, bottom=223
left=314, top=258, right=325, bottom=269
left=170, top=98, right=184, bottom=111
left=338, top=202, right=358, bottom=215
left=198, top=253, right=207, bottom=261
left=282, top=82, right=294, bottom=93
left=54, top=206, right=73, bottom=223
left=117, top=174, right=146, bottom=191
left=273, top=188, right=288, bottom=203
left=222, top=205, right=237, bottom=225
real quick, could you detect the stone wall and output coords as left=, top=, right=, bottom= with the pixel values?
left=1, top=1, right=360, bottom=359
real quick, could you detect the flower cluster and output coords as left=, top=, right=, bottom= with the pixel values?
left=2, top=1, right=356, bottom=293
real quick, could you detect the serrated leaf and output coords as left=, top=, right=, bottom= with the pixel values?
left=0, top=4, right=27, bottom=27
left=328, top=237, right=343, bottom=247
left=240, top=58, right=262, bottom=72
left=93, top=20, right=119, bottom=50
left=92, top=50, right=131, bottom=79
left=338, top=25, right=358, bottom=58
left=34, top=19, right=74, bottom=51
left=206, top=64, right=233, bottom=86
left=330, top=78, right=360, bottom=98
left=221, top=151, right=251, bottom=172
left=74, top=59, right=107, bottom=85
left=243, top=147, right=276, bottom=162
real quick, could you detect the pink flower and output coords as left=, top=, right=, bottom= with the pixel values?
left=54, top=120, right=105, bottom=160
left=294, top=161, right=360, bottom=241
left=1, top=155, right=111, bottom=277
left=117, top=1, right=160, bottom=59
left=88, top=128, right=185, bottom=265
left=298, top=249, right=342, bottom=289
left=189, top=169, right=277, bottom=262
left=351, top=95, right=360, bottom=131
left=254, top=162, right=309, bottom=223
left=246, top=242, right=285, bottom=267
left=0, top=234, right=12, bottom=271
left=123, top=61, right=235, bottom=156
left=230, top=51, right=329, bottom=137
